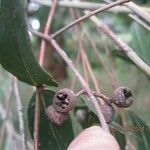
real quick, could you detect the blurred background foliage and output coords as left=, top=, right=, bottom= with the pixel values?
left=0, top=0, right=150, bottom=149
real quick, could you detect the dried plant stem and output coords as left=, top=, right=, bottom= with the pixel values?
left=124, top=2, right=150, bottom=25
left=93, top=91, right=111, bottom=105
left=31, top=0, right=150, bottom=13
left=50, top=39, right=109, bottom=132
left=71, top=9, right=118, bottom=98
left=35, top=1, right=58, bottom=150
left=86, top=14, right=150, bottom=77
left=34, top=87, right=41, bottom=150
left=70, top=48, right=81, bottom=89
left=85, top=33, right=119, bottom=88
left=81, top=50, right=89, bottom=83
left=103, top=0, right=150, bottom=25
left=69, top=9, right=89, bottom=86
left=31, top=21, right=110, bottom=130
left=129, top=14, right=150, bottom=31
left=14, top=77, right=27, bottom=150
left=70, top=9, right=103, bottom=105
left=103, top=45, right=120, bottom=87
left=76, top=89, right=85, bottom=97
left=51, top=0, right=131, bottom=38
left=39, top=0, right=58, bottom=66
left=80, top=43, right=101, bottom=92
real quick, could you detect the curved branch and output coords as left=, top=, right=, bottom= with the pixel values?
left=51, top=0, right=131, bottom=38
left=85, top=13, right=150, bottom=77
left=31, top=0, right=150, bottom=13
left=30, top=29, right=110, bottom=133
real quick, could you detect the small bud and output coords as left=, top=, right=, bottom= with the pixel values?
left=101, top=103, right=115, bottom=124
left=112, top=86, right=133, bottom=108
left=46, top=105, right=67, bottom=126
left=53, top=88, right=76, bottom=113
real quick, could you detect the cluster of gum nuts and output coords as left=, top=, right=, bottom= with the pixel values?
left=46, top=87, right=133, bottom=125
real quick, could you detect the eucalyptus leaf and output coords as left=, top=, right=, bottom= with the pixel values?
left=127, top=111, right=150, bottom=150
left=130, top=22, right=150, bottom=65
left=79, top=97, right=99, bottom=128
left=113, top=115, right=126, bottom=150
left=0, top=0, right=57, bottom=86
left=70, top=112, right=83, bottom=137
left=28, top=90, right=74, bottom=150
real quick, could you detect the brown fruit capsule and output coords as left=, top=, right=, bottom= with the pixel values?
left=46, top=105, right=67, bottom=126
left=53, top=88, right=76, bottom=113
left=101, top=103, right=115, bottom=124
left=112, top=86, right=133, bottom=108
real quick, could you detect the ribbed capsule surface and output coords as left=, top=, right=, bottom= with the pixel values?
left=53, top=88, right=76, bottom=113
left=112, top=86, right=133, bottom=108
left=101, top=103, right=115, bottom=124
left=46, top=105, right=67, bottom=126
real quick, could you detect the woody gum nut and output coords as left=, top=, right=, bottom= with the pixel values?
left=46, top=105, right=67, bottom=126
left=53, top=88, right=76, bottom=113
left=112, top=86, right=133, bottom=108
left=101, top=104, right=115, bottom=124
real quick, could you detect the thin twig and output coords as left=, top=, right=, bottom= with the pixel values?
left=71, top=14, right=89, bottom=83
left=35, top=1, right=58, bottom=150
left=93, top=91, right=111, bottom=105
left=129, top=14, right=150, bottom=31
left=103, top=0, right=150, bottom=25
left=85, top=34, right=119, bottom=88
left=31, top=0, right=150, bottom=13
left=70, top=9, right=103, bottom=104
left=39, top=0, right=58, bottom=66
left=103, top=44, right=120, bottom=87
left=70, top=9, right=89, bottom=88
left=50, top=39, right=109, bottom=132
left=51, top=0, right=131, bottom=38
left=70, top=47, right=81, bottom=89
left=80, top=43, right=101, bottom=92
left=71, top=9, right=118, bottom=100
left=76, top=89, right=85, bottom=97
left=80, top=45, right=89, bottom=83
left=13, top=77, right=27, bottom=150
left=31, top=27, right=110, bottom=132
left=85, top=13, right=150, bottom=77
left=124, top=2, right=150, bottom=25
left=34, top=87, right=42, bottom=150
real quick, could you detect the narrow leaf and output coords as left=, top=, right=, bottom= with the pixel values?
left=113, top=115, right=126, bottom=150
left=130, top=22, right=150, bottom=65
left=127, top=111, right=150, bottom=150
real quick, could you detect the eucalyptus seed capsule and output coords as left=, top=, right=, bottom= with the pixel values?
left=46, top=105, right=67, bottom=126
left=53, top=88, right=76, bottom=113
left=46, top=88, right=77, bottom=125
left=101, top=103, right=115, bottom=124
left=112, top=86, right=133, bottom=108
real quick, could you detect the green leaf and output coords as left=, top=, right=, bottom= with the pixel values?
left=130, top=22, right=150, bottom=65
left=28, top=90, right=74, bottom=150
left=113, top=115, right=126, bottom=150
left=0, top=0, right=57, bottom=86
left=127, top=111, right=150, bottom=150
left=78, top=97, right=100, bottom=128
left=70, top=112, right=83, bottom=137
